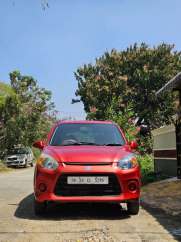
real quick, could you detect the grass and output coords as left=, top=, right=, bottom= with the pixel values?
left=0, top=160, right=12, bottom=172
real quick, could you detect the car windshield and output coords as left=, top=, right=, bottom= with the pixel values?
left=50, top=123, right=125, bottom=146
left=9, top=148, right=28, bottom=155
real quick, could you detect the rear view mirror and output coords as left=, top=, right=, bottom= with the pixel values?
left=33, top=140, right=45, bottom=150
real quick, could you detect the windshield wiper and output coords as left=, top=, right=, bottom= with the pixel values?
left=78, top=142, right=101, bottom=145
left=61, top=141, right=101, bottom=146
left=104, top=143, right=123, bottom=146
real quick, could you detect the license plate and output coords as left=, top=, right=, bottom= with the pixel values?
left=67, top=176, right=109, bottom=184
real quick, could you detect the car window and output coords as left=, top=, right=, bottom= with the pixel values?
left=9, top=148, right=27, bottom=155
left=50, top=123, right=125, bottom=146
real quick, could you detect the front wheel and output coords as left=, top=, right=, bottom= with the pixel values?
left=30, top=162, right=34, bottom=167
left=24, top=160, right=28, bottom=168
left=127, top=199, right=140, bottom=215
left=34, top=198, right=47, bottom=216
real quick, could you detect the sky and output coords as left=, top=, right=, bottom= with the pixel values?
left=0, top=0, right=181, bottom=119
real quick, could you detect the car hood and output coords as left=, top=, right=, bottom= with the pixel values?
left=44, top=145, right=132, bottom=163
left=6, top=154, right=26, bottom=158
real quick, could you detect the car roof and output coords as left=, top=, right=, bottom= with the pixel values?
left=56, top=120, right=114, bottom=125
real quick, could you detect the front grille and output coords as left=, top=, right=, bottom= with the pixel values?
left=8, top=157, right=17, bottom=161
left=7, top=161, right=19, bottom=164
left=54, top=173, right=121, bottom=196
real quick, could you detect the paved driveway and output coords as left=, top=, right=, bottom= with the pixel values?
left=0, top=168, right=180, bottom=242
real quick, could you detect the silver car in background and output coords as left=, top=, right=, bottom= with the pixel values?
left=5, top=147, right=34, bottom=168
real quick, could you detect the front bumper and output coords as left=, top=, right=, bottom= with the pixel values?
left=5, top=160, right=25, bottom=166
left=34, top=164, right=141, bottom=203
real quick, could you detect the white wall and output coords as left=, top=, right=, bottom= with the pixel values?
left=151, top=124, right=176, bottom=150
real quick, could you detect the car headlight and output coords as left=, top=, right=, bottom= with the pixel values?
left=37, top=154, right=58, bottom=170
left=118, top=154, right=138, bottom=170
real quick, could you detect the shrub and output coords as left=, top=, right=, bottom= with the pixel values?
left=138, top=154, right=155, bottom=184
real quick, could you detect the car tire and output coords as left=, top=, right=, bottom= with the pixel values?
left=30, top=162, right=34, bottom=167
left=34, top=198, right=47, bottom=216
left=24, top=160, right=28, bottom=168
left=127, top=199, right=140, bottom=215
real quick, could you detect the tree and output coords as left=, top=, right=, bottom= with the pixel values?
left=0, top=83, right=19, bottom=154
left=0, top=71, right=57, bottom=154
left=11, top=1, right=50, bottom=10
left=74, top=43, right=181, bottom=129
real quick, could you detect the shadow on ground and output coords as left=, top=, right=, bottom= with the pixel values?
left=14, top=194, right=181, bottom=240
left=141, top=200, right=181, bottom=241
left=8, top=166, right=33, bottom=170
left=15, top=193, right=130, bottom=221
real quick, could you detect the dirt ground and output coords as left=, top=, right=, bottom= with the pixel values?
left=0, top=168, right=181, bottom=242
left=142, top=179, right=181, bottom=217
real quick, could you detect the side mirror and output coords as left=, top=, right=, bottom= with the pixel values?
left=33, top=140, right=45, bottom=150
left=129, top=140, right=138, bottom=150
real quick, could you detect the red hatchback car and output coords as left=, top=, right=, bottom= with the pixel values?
left=33, top=120, right=141, bottom=215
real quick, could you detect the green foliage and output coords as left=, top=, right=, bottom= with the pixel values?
left=138, top=155, right=169, bottom=184
left=0, top=71, right=57, bottom=154
left=74, top=43, right=181, bottom=130
left=104, top=99, right=137, bottom=140
left=138, top=154, right=154, bottom=175
left=32, top=147, right=41, bottom=159
left=0, top=82, right=15, bottom=107
left=138, top=155, right=155, bottom=184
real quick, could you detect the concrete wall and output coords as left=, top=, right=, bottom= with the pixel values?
left=152, top=124, right=177, bottom=177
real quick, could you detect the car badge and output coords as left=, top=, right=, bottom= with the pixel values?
left=85, top=166, right=91, bottom=171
